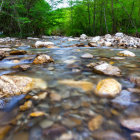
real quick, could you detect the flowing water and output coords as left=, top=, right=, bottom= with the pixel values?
left=0, top=37, right=140, bottom=140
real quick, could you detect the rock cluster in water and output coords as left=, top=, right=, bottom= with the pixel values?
left=0, top=75, right=47, bottom=98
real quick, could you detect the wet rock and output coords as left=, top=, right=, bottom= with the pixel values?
left=64, top=59, right=76, bottom=64
left=0, top=51, right=6, bottom=60
left=62, top=117, right=82, bottom=128
left=80, top=34, right=87, bottom=40
left=43, top=124, right=66, bottom=138
left=92, top=130, right=125, bottom=140
left=0, top=75, right=47, bottom=98
left=19, top=100, right=32, bottom=111
left=111, top=56, right=125, bottom=60
left=33, top=54, right=54, bottom=64
left=40, top=120, right=54, bottom=129
left=121, top=117, right=140, bottom=131
left=88, top=42, right=98, bottom=47
left=10, top=50, right=27, bottom=55
left=12, top=60, right=20, bottom=64
left=58, top=80, right=94, bottom=91
left=50, top=92, right=62, bottom=101
left=0, top=48, right=11, bottom=51
left=0, top=125, right=11, bottom=140
left=35, top=41, right=54, bottom=48
left=88, top=61, right=121, bottom=76
left=37, top=92, right=48, bottom=100
left=81, top=53, right=93, bottom=58
left=29, top=111, right=46, bottom=117
left=105, top=34, right=112, bottom=39
left=68, top=38, right=79, bottom=41
left=131, top=133, right=140, bottom=140
left=111, top=90, right=134, bottom=109
left=90, top=36, right=101, bottom=43
left=59, top=132, right=73, bottom=140
left=104, top=41, right=112, bottom=47
left=130, top=76, right=140, bottom=87
left=128, top=88, right=140, bottom=94
left=12, top=64, right=31, bottom=71
left=88, top=115, right=103, bottom=131
left=27, top=37, right=39, bottom=40
left=13, top=132, right=29, bottom=140
left=29, top=127, right=42, bottom=140
left=95, top=78, right=122, bottom=98
left=115, top=32, right=124, bottom=37
left=118, top=50, right=136, bottom=57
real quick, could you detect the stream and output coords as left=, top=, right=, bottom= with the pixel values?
left=0, top=36, right=140, bottom=140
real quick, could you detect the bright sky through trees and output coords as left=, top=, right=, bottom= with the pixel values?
left=46, top=0, right=69, bottom=8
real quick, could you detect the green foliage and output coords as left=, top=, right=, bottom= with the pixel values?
left=0, top=0, right=140, bottom=37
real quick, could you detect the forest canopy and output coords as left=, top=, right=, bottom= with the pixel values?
left=0, top=0, right=140, bottom=37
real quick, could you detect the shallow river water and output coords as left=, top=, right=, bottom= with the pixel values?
left=0, top=37, right=140, bottom=140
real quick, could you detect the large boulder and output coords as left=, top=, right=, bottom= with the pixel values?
left=0, top=75, right=47, bottom=98
left=95, top=78, right=122, bottom=98
left=35, top=41, right=54, bottom=48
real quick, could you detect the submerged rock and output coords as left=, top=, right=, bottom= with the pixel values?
left=12, top=64, right=31, bottom=71
left=0, top=75, right=47, bottom=98
left=130, top=76, right=140, bottom=87
left=88, top=115, right=103, bottom=131
left=88, top=62, right=121, bottom=76
left=92, top=130, right=125, bottom=140
left=81, top=53, right=93, bottom=58
left=118, top=50, right=136, bottom=57
left=131, top=133, right=140, bottom=140
left=33, top=54, right=54, bottom=64
left=111, top=90, right=134, bottom=109
left=19, top=100, right=32, bottom=111
left=29, top=111, right=45, bottom=117
left=58, top=80, right=94, bottom=91
left=121, top=117, right=140, bottom=132
left=95, top=78, right=122, bottom=98
left=35, top=41, right=54, bottom=48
